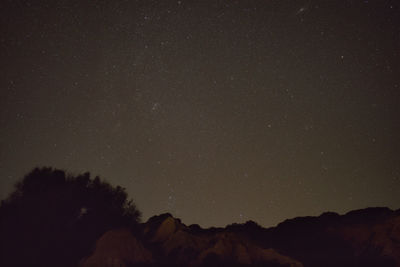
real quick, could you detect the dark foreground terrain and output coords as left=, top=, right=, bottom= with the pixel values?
left=1, top=168, right=399, bottom=266
left=81, top=208, right=400, bottom=267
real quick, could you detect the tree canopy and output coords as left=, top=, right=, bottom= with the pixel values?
left=0, top=167, right=141, bottom=266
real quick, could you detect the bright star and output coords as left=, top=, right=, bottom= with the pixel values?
left=296, top=7, right=306, bottom=15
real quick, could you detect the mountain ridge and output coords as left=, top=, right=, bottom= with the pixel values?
left=81, top=207, right=400, bottom=267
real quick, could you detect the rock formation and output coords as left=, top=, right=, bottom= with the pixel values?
left=81, top=207, right=400, bottom=267
left=80, top=228, right=153, bottom=267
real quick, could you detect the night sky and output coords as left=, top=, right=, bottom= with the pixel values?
left=1, top=0, right=399, bottom=228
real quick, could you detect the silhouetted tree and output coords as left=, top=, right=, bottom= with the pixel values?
left=0, top=167, right=141, bottom=267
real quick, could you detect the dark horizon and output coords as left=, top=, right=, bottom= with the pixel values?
left=2, top=167, right=399, bottom=266
left=2, top=165, right=400, bottom=229
left=1, top=0, right=399, bottom=228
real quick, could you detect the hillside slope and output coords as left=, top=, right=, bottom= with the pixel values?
left=81, top=207, right=400, bottom=266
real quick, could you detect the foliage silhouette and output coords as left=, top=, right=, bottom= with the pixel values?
left=0, top=167, right=141, bottom=267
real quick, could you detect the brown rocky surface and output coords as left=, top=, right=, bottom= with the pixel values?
left=80, top=208, right=400, bottom=266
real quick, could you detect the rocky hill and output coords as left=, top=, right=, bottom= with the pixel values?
left=80, top=207, right=400, bottom=267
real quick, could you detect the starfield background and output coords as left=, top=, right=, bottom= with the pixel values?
left=0, top=0, right=399, bottom=266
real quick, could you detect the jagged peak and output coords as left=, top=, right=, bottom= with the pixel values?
left=143, top=213, right=188, bottom=242
left=81, top=206, right=400, bottom=266
left=146, top=212, right=174, bottom=223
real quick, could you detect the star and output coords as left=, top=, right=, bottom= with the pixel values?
left=151, top=102, right=160, bottom=111
left=296, top=7, right=307, bottom=15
